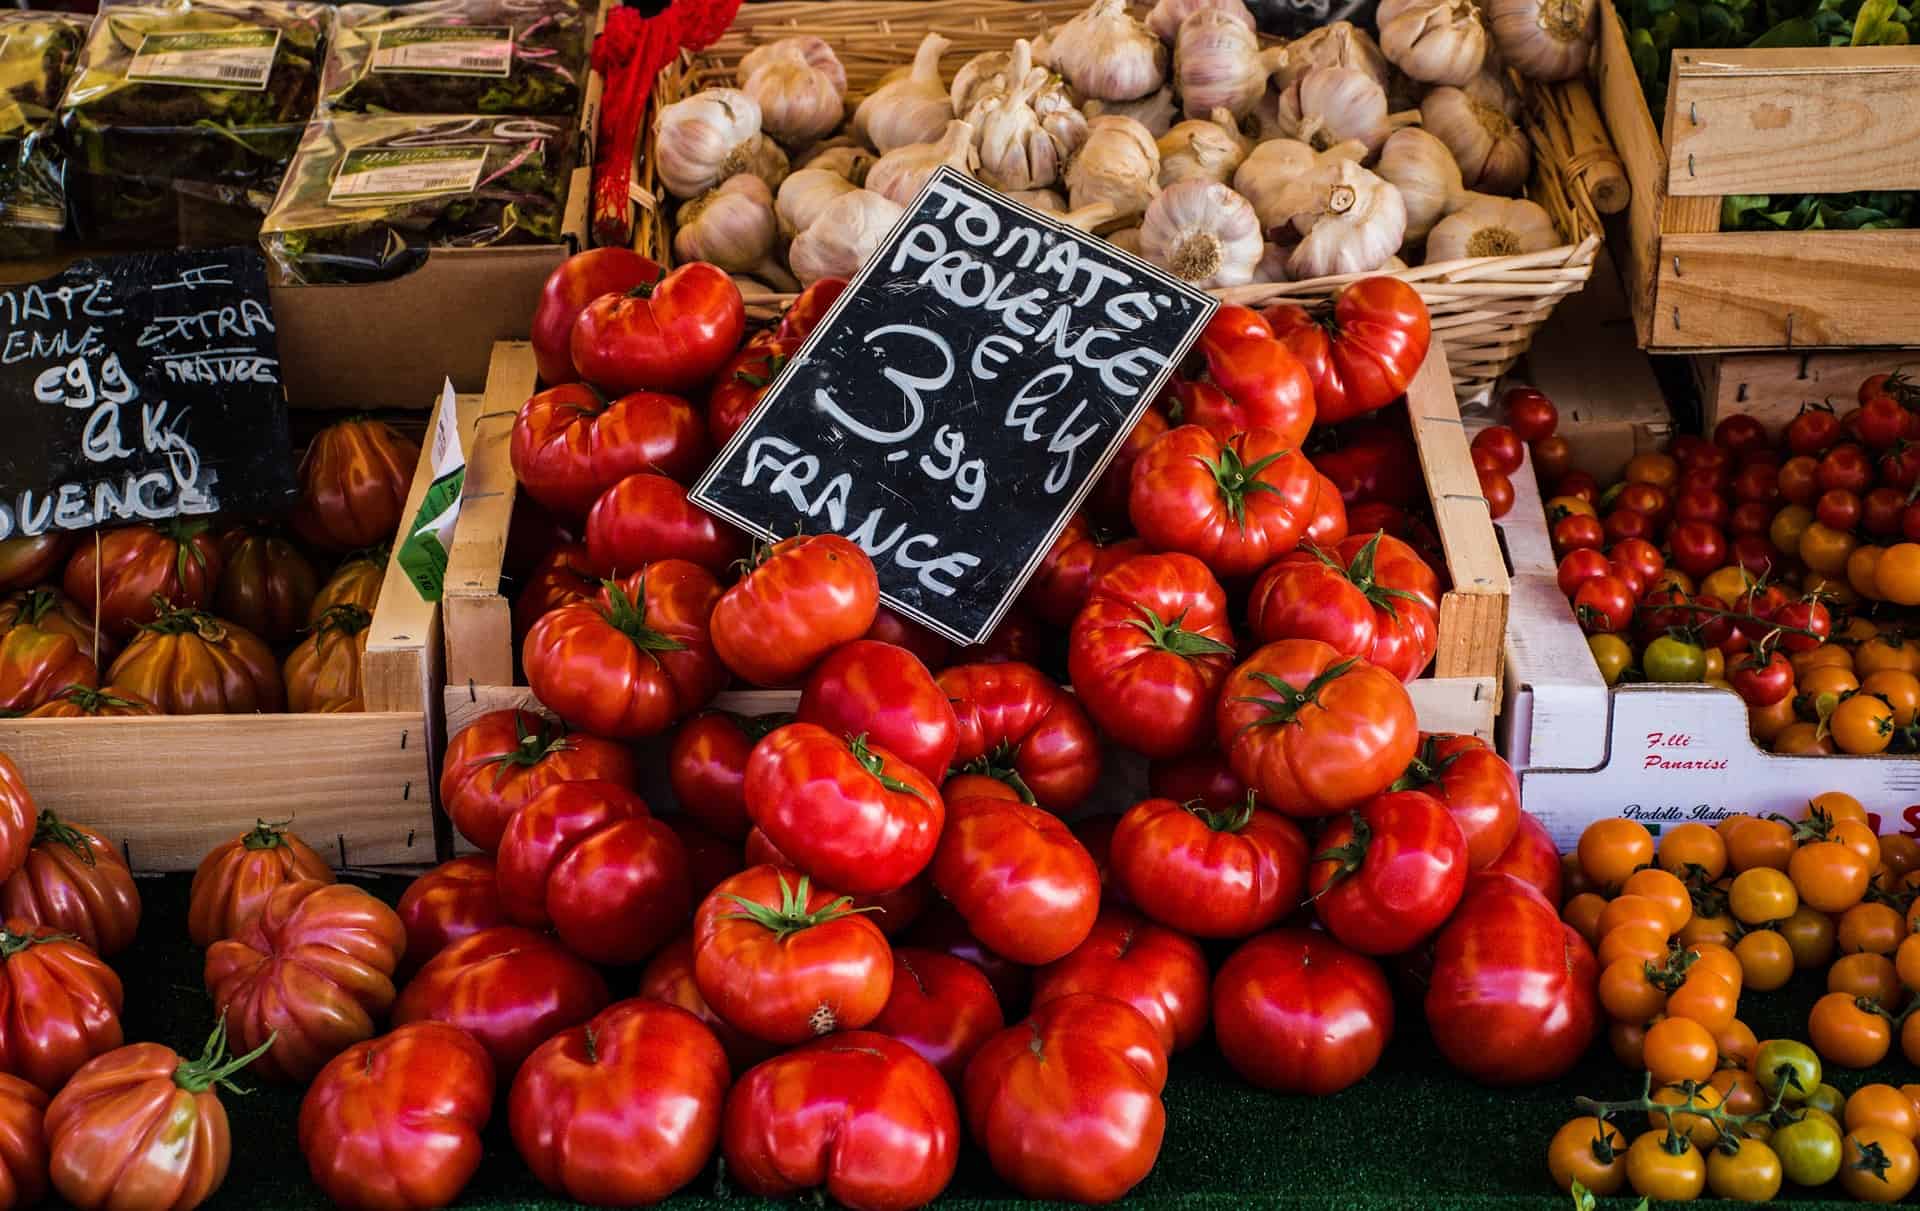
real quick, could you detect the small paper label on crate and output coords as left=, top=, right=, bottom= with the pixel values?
left=328, top=145, right=486, bottom=205
left=397, top=378, right=467, bottom=602
left=371, top=26, right=512, bottom=77
left=127, top=29, right=280, bottom=90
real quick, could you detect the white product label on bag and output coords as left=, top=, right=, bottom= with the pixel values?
left=371, top=26, right=512, bottom=77
left=328, top=145, right=486, bottom=204
left=127, top=28, right=279, bottom=90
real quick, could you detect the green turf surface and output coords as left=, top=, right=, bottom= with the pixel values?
left=91, top=874, right=1893, bottom=1210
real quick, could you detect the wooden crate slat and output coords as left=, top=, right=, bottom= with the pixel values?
left=1652, top=230, right=1920, bottom=350
left=444, top=342, right=538, bottom=690
left=1697, top=350, right=1920, bottom=431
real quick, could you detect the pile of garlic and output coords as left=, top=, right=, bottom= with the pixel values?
left=651, top=0, right=1583, bottom=291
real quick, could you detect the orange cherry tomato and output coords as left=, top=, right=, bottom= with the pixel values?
left=1724, top=816, right=1795, bottom=872
left=1678, top=913, right=1737, bottom=949
left=1715, top=1019, right=1759, bottom=1072
left=1598, top=894, right=1677, bottom=941
left=1904, top=1013, right=1920, bottom=1067
left=1625, top=453, right=1679, bottom=490
left=1883, top=835, right=1920, bottom=880
left=1666, top=969, right=1738, bottom=1032
left=1875, top=543, right=1920, bottom=607
left=1622, top=868, right=1693, bottom=934
left=1848, top=1085, right=1920, bottom=1140
left=1896, top=933, right=1920, bottom=993
left=1830, top=953, right=1905, bottom=1010
left=1562, top=892, right=1608, bottom=946
left=1625, top=1132, right=1705, bottom=1201
left=1730, top=867, right=1800, bottom=925
left=1800, top=664, right=1862, bottom=701
left=1651, top=1080, right=1726, bottom=1147
left=1782, top=905, right=1840, bottom=969
left=1809, top=991, right=1892, bottom=1069
left=1546, top=1116, right=1626, bottom=1196
left=1658, top=822, right=1728, bottom=881
left=1832, top=818, right=1883, bottom=869
left=1687, top=942, right=1744, bottom=995
left=1712, top=1068, right=1766, bottom=1116
left=1644, top=1016, right=1719, bottom=1085
left=1863, top=671, right=1920, bottom=727
left=1749, top=694, right=1800, bottom=744
left=1735, top=929, right=1795, bottom=992
left=1794, top=646, right=1856, bottom=678
left=1599, top=923, right=1673, bottom=970
left=1840, top=902, right=1907, bottom=957
left=1810, top=791, right=1868, bottom=823
left=1773, top=722, right=1837, bottom=755
left=1840, top=1126, right=1920, bottom=1203
left=1579, top=818, right=1656, bottom=891
left=1599, top=957, right=1668, bottom=1024
left=1792, top=841, right=1872, bottom=914
left=1831, top=693, right=1897, bottom=755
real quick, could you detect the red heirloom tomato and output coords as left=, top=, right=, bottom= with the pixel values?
left=282, top=604, right=371, bottom=712
left=964, top=994, right=1167, bottom=1203
left=0, top=813, right=139, bottom=958
left=1391, top=733, right=1521, bottom=869
left=725, top=1032, right=959, bottom=1211
left=63, top=521, right=221, bottom=638
left=395, top=856, right=506, bottom=974
left=1032, top=906, right=1210, bottom=1053
left=693, top=865, right=892, bottom=1044
left=931, top=796, right=1099, bottom=966
left=299, top=1022, right=494, bottom=1211
left=905, top=902, right=1032, bottom=1014
left=1216, top=640, right=1419, bottom=817
left=522, top=561, right=726, bottom=740
left=1067, top=552, right=1236, bottom=759
left=0, top=1072, right=45, bottom=1209
left=0, top=595, right=94, bottom=714
left=704, top=335, right=794, bottom=449
left=668, top=710, right=788, bottom=840
left=1021, top=513, right=1149, bottom=628
left=495, top=781, right=690, bottom=965
left=868, top=947, right=1006, bottom=1084
left=1310, top=790, right=1468, bottom=955
left=212, top=529, right=317, bottom=644
left=796, top=640, right=958, bottom=782
left=1312, top=418, right=1423, bottom=510
left=1129, top=425, right=1319, bottom=578
left=204, top=882, right=405, bottom=1083
left=1212, top=927, right=1393, bottom=1094
left=512, top=543, right=597, bottom=642
left=511, top=999, right=728, bottom=1206
left=0, top=533, right=68, bottom=593
left=938, top=662, right=1102, bottom=812
left=1110, top=794, right=1308, bottom=939
left=711, top=535, right=879, bottom=688
left=105, top=605, right=283, bottom=714
left=571, top=262, right=746, bottom=395
left=0, top=922, right=122, bottom=1092
left=1263, top=277, right=1431, bottom=425
left=512, top=384, right=709, bottom=518
left=1246, top=531, right=1440, bottom=683
left=1, top=588, right=106, bottom=668
left=1089, top=407, right=1170, bottom=524
left=23, top=686, right=156, bottom=718
left=439, top=709, right=636, bottom=854
left=0, top=761, right=31, bottom=888
left=1173, top=306, right=1315, bottom=446
left=741, top=832, right=929, bottom=938
left=863, top=605, right=954, bottom=671
left=585, top=472, right=744, bottom=576
left=639, top=937, right=777, bottom=1072
left=292, top=420, right=422, bottom=553
left=530, top=247, right=660, bottom=385
left=1307, top=472, right=1350, bottom=545
left=744, top=723, right=944, bottom=896
left=1147, top=749, right=1248, bottom=807
left=1482, top=810, right=1563, bottom=906
left=309, top=551, right=384, bottom=625
left=392, top=926, right=610, bottom=1072
left=667, top=818, right=742, bottom=899
left=187, top=819, right=332, bottom=947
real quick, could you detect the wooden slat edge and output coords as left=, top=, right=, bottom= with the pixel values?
left=1651, top=229, right=1920, bottom=350
left=444, top=342, right=539, bottom=689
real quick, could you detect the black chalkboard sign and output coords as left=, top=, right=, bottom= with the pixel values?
left=0, top=247, right=294, bottom=542
left=691, top=169, right=1217, bottom=646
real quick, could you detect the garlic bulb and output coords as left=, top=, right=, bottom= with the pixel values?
left=869, top=120, right=979, bottom=207
left=1271, top=22, right=1390, bottom=91
left=976, top=70, right=1062, bottom=191
left=1065, top=114, right=1161, bottom=224
left=673, top=176, right=797, bottom=290
left=655, top=89, right=786, bottom=199
left=1376, top=127, right=1465, bottom=240
left=1421, top=76, right=1531, bottom=194
left=1287, top=159, right=1407, bottom=280
left=789, top=189, right=905, bottom=285
left=853, top=33, right=953, bottom=154
left=1175, top=10, right=1284, bottom=121
left=1253, top=242, right=1291, bottom=283
left=776, top=168, right=858, bottom=237
left=797, top=141, right=876, bottom=186
left=1139, top=180, right=1263, bottom=288
left=1085, top=87, right=1180, bottom=137
left=1425, top=192, right=1557, bottom=261
left=951, top=49, right=1013, bottom=116
left=1006, top=188, right=1067, bottom=213
left=1489, top=0, right=1596, bottom=81
left=1048, top=0, right=1166, bottom=102
left=1232, top=136, right=1365, bottom=235
left=738, top=37, right=848, bottom=147
left=1146, top=0, right=1254, bottom=43
left=1159, top=109, right=1252, bottom=185
left=1380, top=0, right=1488, bottom=86
left=1276, top=66, right=1394, bottom=156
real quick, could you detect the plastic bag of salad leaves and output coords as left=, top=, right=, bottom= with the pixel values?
left=57, top=0, right=331, bottom=246
left=259, top=112, right=572, bottom=283
left=321, top=0, right=588, bottom=118
left=0, top=12, right=89, bottom=257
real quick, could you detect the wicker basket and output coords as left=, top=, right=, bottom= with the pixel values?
left=636, top=0, right=1605, bottom=402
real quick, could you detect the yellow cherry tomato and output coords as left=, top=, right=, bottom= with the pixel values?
left=1588, top=633, right=1633, bottom=686
left=1851, top=545, right=1888, bottom=600
left=1801, top=521, right=1860, bottom=576
left=1862, top=670, right=1920, bottom=727
left=1876, top=543, right=1920, bottom=607
left=1702, top=565, right=1758, bottom=606
left=1832, top=693, right=1897, bottom=755
left=1769, top=506, right=1815, bottom=564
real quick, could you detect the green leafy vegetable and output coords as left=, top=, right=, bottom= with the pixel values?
left=321, top=0, right=589, bottom=118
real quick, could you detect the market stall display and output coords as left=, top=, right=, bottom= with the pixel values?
left=0, top=12, right=89, bottom=257
left=319, top=0, right=592, bottom=117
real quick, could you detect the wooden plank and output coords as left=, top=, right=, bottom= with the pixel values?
left=1666, top=47, right=1920, bottom=196
left=1651, top=230, right=1920, bottom=350
left=1698, top=350, right=1920, bottom=432
left=444, top=343, right=540, bottom=689
left=1594, top=3, right=1669, bottom=349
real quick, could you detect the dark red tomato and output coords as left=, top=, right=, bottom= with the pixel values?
left=1470, top=426, right=1524, bottom=476
left=1505, top=387, right=1559, bottom=442
left=291, top=419, right=422, bottom=553
left=771, top=278, right=846, bottom=343
left=570, top=262, right=745, bottom=395
left=1778, top=455, right=1821, bottom=504
left=705, top=336, right=795, bottom=449
left=1555, top=470, right=1600, bottom=505
left=439, top=709, right=637, bottom=854
left=63, top=521, right=221, bottom=638
left=956, top=609, right=1045, bottom=667
left=1021, top=514, right=1149, bottom=629
left=796, top=640, right=958, bottom=782
left=1480, top=810, right=1563, bottom=907
left=1861, top=372, right=1908, bottom=405
left=868, top=948, right=1005, bottom=1084
left=0, top=814, right=138, bottom=958
left=711, top=535, right=879, bottom=688
left=1309, top=790, right=1467, bottom=955
left=1068, top=553, right=1236, bottom=758
left=1556, top=549, right=1613, bottom=598
left=1479, top=471, right=1515, bottom=521
left=964, top=994, right=1167, bottom=1203
left=522, top=561, right=726, bottom=740
left=1879, top=443, right=1920, bottom=491
left=905, top=901, right=1032, bottom=1014
left=1089, top=407, right=1169, bottom=524
left=0, top=533, right=69, bottom=593
left=1609, top=538, right=1666, bottom=587
left=1310, top=418, right=1423, bottom=509
left=666, top=818, right=742, bottom=900
left=1425, top=873, right=1600, bottom=1086
left=938, top=662, right=1102, bottom=813
left=1109, top=795, right=1307, bottom=939
left=932, top=796, right=1099, bottom=966
left=510, top=999, right=728, bottom=1206
left=1129, top=425, right=1318, bottom=579
left=212, top=528, right=317, bottom=645
left=1715, top=413, right=1770, bottom=455
left=391, top=926, right=610, bottom=1072
left=530, top=247, right=660, bottom=385
left=511, top=385, right=709, bottom=517
left=1772, top=598, right=1832, bottom=655
left=1551, top=514, right=1605, bottom=555
left=1572, top=575, right=1634, bottom=635
left=1667, top=522, right=1728, bottom=579
left=1247, top=532, right=1440, bottom=683
left=1787, top=404, right=1843, bottom=456
left=1635, top=586, right=1694, bottom=645
left=1670, top=434, right=1713, bottom=467
left=1735, top=582, right=1790, bottom=638
left=0, top=922, right=122, bottom=1092
left=1532, top=435, right=1573, bottom=482
left=1392, top=733, right=1520, bottom=870
left=1692, top=596, right=1742, bottom=654
left=1906, top=501, right=1920, bottom=542
left=1070, top=814, right=1124, bottom=905
left=724, top=1032, right=959, bottom=1210
left=1146, top=750, right=1247, bottom=808
left=1174, top=305, right=1314, bottom=445
left=1732, top=461, right=1780, bottom=505
left=1212, top=927, right=1393, bottom=1094
left=1819, top=443, right=1874, bottom=494
left=1262, top=276, right=1430, bottom=426
left=1032, top=907, right=1209, bottom=1054
left=395, top=856, right=506, bottom=975
left=1673, top=489, right=1729, bottom=529
left=1310, top=472, right=1352, bottom=546
left=638, top=937, right=777, bottom=1071
left=1600, top=507, right=1654, bottom=546
left=1684, top=444, right=1735, bottom=485
left=1730, top=500, right=1775, bottom=536
left=1864, top=487, right=1907, bottom=537
left=1857, top=395, right=1910, bottom=449
left=667, top=710, right=788, bottom=841
left=863, top=605, right=955, bottom=672
left=584, top=473, right=744, bottom=577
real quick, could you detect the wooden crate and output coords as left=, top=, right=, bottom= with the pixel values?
left=441, top=339, right=1507, bottom=742
left=1597, top=4, right=1920, bottom=351
left=1694, top=350, right=1920, bottom=433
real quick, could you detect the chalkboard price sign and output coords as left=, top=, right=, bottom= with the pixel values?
left=691, top=169, right=1217, bottom=646
left=0, top=247, right=294, bottom=541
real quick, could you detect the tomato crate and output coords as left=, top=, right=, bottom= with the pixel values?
left=1596, top=3, right=1920, bottom=351
left=1693, top=350, right=1920, bottom=434
left=0, top=390, right=472, bottom=873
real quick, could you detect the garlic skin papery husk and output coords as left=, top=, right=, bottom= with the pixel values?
left=738, top=37, right=848, bottom=147
left=1380, top=0, right=1489, bottom=86
left=1147, top=0, right=1255, bottom=42
left=1271, top=22, right=1390, bottom=91
left=789, top=189, right=905, bottom=285
left=1159, top=108, right=1252, bottom=185
left=869, top=120, right=980, bottom=207
left=1084, top=87, right=1180, bottom=137
left=1375, top=126, right=1466, bottom=240
left=1005, top=188, right=1068, bottom=212
left=655, top=89, right=786, bottom=199
left=1138, top=179, right=1264, bottom=288
left=977, top=69, right=1063, bottom=191
left=1233, top=136, right=1366, bottom=235
left=1276, top=66, right=1394, bottom=156
left=952, top=49, right=1013, bottom=116
left=673, top=176, right=798, bottom=290
left=1489, top=0, right=1596, bottom=80
left=1175, top=9, right=1284, bottom=121
left=1287, top=159, right=1407, bottom=280
left=1421, top=75, right=1532, bottom=194
left=1253, top=242, right=1291, bottom=282
left=1108, top=226, right=1144, bottom=255
left=1048, top=0, right=1167, bottom=102
left=796, top=141, right=876, bottom=185
left=1066, top=114, right=1162, bottom=224
left=776, top=168, right=858, bottom=237
left=854, top=32, right=954, bottom=154
left=738, top=35, right=847, bottom=92
left=1425, top=192, right=1557, bottom=261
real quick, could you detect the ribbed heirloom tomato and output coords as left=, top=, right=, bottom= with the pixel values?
left=1032, top=906, right=1211, bottom=1053
left=1391, top=732, right=1521, bottom=869
left=513, top=544, right=598, bottom=642
left=1263, top=276, right=1431, bottom=425
left=439, top=709, right=637, bottom=855
left=0, top=813, right=139, bottom=958
left=1129, top=425, right=1319, bottom=578
left=932, top=796, right=1100, bottom=966
left=1022, top=513, right=1149, bottom=627
left=213, top=528, right=317, bottom=644
left=795, top=640, right=957, bottom=782
left=392, top=926, right=610, bottom=1072
left=867, top=947, right=1006, bottom=1084
left=64, top=521, right=222, bottom=638
left=511, top=384, right=709, bottom=517
left=938, top=662, right=1102, bottom=812
left=0, top=1072, right=45, bottom=1209
left=0, top=590, right=95, bottom=715
left=1171, top=305, right=1315, bottom=446
left=667, top=710, right=787, bottom=840
left=530, top=246, right=659, bottom=384
left=710, top=535, right=879, bottom=687
left=0, top=533, right=68, bottom=593
left=638, top=937, right=776, bottom=1072
left=394, top=855, right=506, bottom=974
left=106, top=605, right=283, bottom=714
left=1310, top=790, right=1468, bottom=955
left=1109, top=794, right=1308, bottom=939
left=292, top=419, right=422, bottom=552
left=0, top=923, right=122, bottom=1093
left=1246, top=531, right=1440, bottom=682
left=570, top=261, right=746, bottom=395
left=186, top=819, right=332, bottom=947
left=584, top=473, right=745, bottom=576
left=1212, top=927, right=1393, bottom=1094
